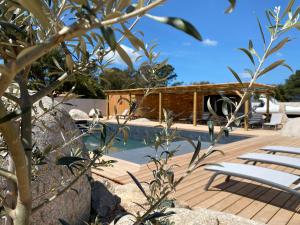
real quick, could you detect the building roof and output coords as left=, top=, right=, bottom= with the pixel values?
left=104, top=82, right=275, bottom=95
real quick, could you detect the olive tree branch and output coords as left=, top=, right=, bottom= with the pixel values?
left=0, top=168, right=17, bottom=183
left=3, top=93, right=20, bottom=104
left=0, top=0, right=165, bottom=97
left=0, top=101, right=31, bottom=224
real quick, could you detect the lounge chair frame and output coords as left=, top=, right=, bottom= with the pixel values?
left=205, top=163, right=300, bottom=197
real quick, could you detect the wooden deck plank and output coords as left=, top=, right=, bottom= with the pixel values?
left=268, top=195, right=300, bottom=225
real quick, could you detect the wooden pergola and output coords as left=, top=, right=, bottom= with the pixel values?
left=104, top=83, right=275, bottom=130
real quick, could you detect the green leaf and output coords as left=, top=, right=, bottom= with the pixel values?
left=290, top=21, right=300, bottom=30
left=227, top=66, right=244, bottom=86
left=244, top=68, right=254, bottom=78
left=121, top=24, right=149, bottom=58
left=18, top=0, right=51, bottom=29
left=117, top=0, right=131, bottom=11
left=16, top=45, right=40, bottom=61
left=105, top=0, right=115, bottom=14
left=265, top=10, right=273, bottom=26
left=257, top=18, right=266, bottom=47
left=207, top=98, right=218, bottom=117
left=258, top=59, right=285, bottom=77
left=222, top=101, right=229, bottom=116
left=56, top=156, right=86, bottom=166
left=189, top=137, right=201, bottom=167
left=52, top=57, right=64, bottom=71
left=127, top=171, right=148, bottom=199
left=282, top=0, right=295, bottom=18
left=66, top=54, right=74, bottom=71
left=0, top=107, right=30, bottom=124
left=115, top=44, right=133, bottom=71
left=145, top=14, right=202, bottom=41
left=225, top=0, right=236, bottom=14
left=0, top=109, right=22, bottom=124
left=292, top=6, right=300, bottom=20
left=266, top=37, right=290, bottom=58
left=238, top=48, right=255, bottom=65
left=282, top=63, right=294, bottom=73
left=101, top=26, right=116, bottom=50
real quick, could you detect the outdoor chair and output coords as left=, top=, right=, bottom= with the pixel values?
left=118, top=109, right=129, bottom=119
left=199, top=112, right=211, bottom=124
left=204, top=162, right=300, bottom=197
left=238, top=153, right=300, bottom=170
left=260, top=145, right=300, bottom=155
left=263, top=113, right=283, bottom=130
left=248, top=113, right=264, bottom=128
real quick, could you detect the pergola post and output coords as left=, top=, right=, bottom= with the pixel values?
left=266, top=94, right=270, bottom=121
left=193, top=91, right=197, bottom=126
left=244, top=99, right=249, bottom=130
left=106, top=94, right=110, bottom=120
left=159, top=92, right=162, bottom=123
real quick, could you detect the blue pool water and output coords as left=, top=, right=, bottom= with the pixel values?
left=81, top=123, right=249, bottom=164
left=83, top=134, right=148, bottom=153
left=83, top=133, right=212, bottom=164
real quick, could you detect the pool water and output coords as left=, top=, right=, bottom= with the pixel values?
left=83, top=133, right=147, bottom=153
left=83, top=132, right=214, bottom=164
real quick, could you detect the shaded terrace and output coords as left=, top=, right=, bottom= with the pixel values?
left=104, top=82, right=275, bottom=130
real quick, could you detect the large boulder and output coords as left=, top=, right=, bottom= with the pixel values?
left=89, top=108, right=102, bottom=118
left=30, top=97, right=91, bottom=225
left=280, top=117, right=300, bottom=137
left=69, top=108, right=89, bottom=120
left=91, top=180, right=121, bottom=220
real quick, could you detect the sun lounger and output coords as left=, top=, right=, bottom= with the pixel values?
left=238, top=153, right=300, bottom=169
left=263, top=113, right=283, bottom=129
left=118, top=109, right=129, bottom=119
left=204, top=162, right=300, bottom=196
left=249, top=113, right=264, bottom=128
left=260, top=145, right=300, bottom=155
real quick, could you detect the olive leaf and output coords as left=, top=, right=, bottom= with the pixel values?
left=225, top=0, right=236, bottom=14
left=127, top=171, right=148, bottom=199
left=101, top=26, right=117, bottom=50
left=115, top=44, right=134, bottom=71
left=238, top=48, right=255, bottom=65
left=257, top=18, right=266, bottom=47
left=258, top=60, right=285, bottom=77
left=266, top=37, right=290, bottom=58
left=227, top=66, right=244, bottom=86
left=207, top=98, right=218, bottom=117
left=117, top=0, right=131, bottom=11
left=145, top=14, right=202, bottom=41
left=281, top=0, right=295, bottom=18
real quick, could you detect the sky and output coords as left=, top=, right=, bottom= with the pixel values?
left=108, top=0, right=300, bottom=85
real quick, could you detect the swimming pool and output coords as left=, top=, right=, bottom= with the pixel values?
left=83, top=133, right=212, bottom=164
left=82, top=123, right=250, bottom=164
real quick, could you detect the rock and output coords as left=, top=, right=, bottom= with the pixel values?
left=111, top=208, right=265, bottom=225
left=113, top=183, right=149, bottom=214
left=89, top=108, right=102, bottom=118
left=30, top=97, right=91, bottom=225
left=280, top=117, right=300, bottom=137
left=91, top=180, right=121, bottom=218
left=69, top=108, right=89, bottom=120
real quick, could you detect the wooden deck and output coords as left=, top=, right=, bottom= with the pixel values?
left=92, top=127, right=300, bottom=225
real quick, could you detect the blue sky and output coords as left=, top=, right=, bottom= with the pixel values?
left=111, top=0, right=300, bottom=85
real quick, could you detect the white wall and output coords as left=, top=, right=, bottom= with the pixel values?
left=55, top=97, right=107, bottom=115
